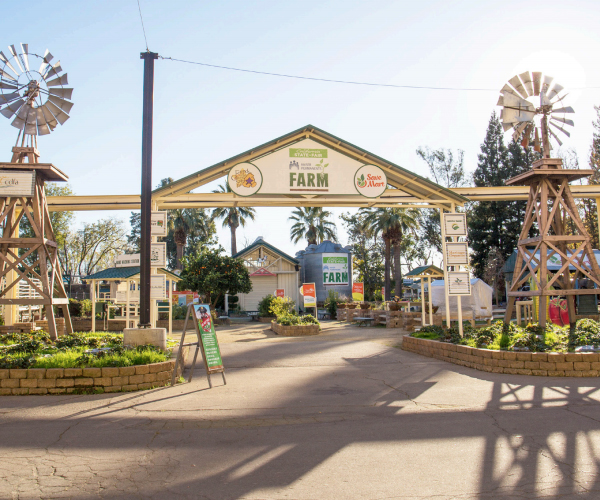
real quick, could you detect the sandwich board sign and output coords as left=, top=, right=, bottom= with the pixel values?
left=172, top=303, right=226, bottom=388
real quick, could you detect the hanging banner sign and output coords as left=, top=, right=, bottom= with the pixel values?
left=302, top=283, right=317, bottom=307
left=446, top=242, right=469, bottom=266
left=447, top=272, right=471, bottom=295
left=194, top=304, right=224, bottom=372
left=443, top=213, right=467, bottom=237
left=151, top=211, right=168, bottom=236
left=322, top=253, right=349, bottom=285
left=150, top=274, right=167, bottom=299
left=115, top=254, right=141, bottom=268
left=352, top=283, right=364, bottom=301
left=275, top=289, right=285, bottom=298
left=227, top=138, right=387, bottom=198
left=151, top=242, right=167, bottom=267
left=0, top=171, right=35, bottom=197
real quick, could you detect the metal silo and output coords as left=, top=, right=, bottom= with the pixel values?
left=295, top=240, right=352, bottom=304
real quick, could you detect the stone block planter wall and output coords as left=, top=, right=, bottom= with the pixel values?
left=402, top=335, right=600, bottom=377
left=271, top=321, right=320, bottom=336
left=0, top=360, right=176, bottom=395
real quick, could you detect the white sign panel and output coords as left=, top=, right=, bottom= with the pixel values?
left=227, top=139, right=388, bottom=198
left=443, top=213, right=467, bottom=237
left=322, top=253, right=349, bottom=285
left=0, top=171, right=35, bottom=197
left=151, top=242, right=167, bottom=267
left=115, top=254, right=141, bottom=268
left=447, top=272, right=471, bottom=295
left=151, top=211, right=167, bottom=236
left=150, top=274, right=167, bottom=299
left=446, top=242, right=469, bottom=266
left=116, top=290, right=140, bottom=303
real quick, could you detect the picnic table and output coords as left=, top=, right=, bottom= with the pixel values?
left=354, top=316, right=374, bottom=327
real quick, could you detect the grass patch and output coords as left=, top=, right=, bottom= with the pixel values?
left=412, top=331, right=442, bottom=340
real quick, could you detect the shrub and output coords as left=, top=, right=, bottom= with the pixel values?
left=258, top=294, right=277, bottom=318
left=80, top=299, right=92, bottom=317
left=68, top=299, right=82, bottom=317
left=324, top=290, right=340, bottom=316
left=269, top=296, right=296, bottom=319
left=299, top=315, right=320, bottom=326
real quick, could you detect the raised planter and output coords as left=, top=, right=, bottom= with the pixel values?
left=258, top=317, right=275, bottom=323
left=0, top=360, right=178, bottom=396
left=271, top=321, right=320, bottom=336
left=403, top=335, right=600, bottom=377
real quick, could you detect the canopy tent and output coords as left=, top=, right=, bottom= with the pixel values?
left=431, top=278, right=493, bottom=321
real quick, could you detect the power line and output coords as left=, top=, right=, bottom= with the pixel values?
left=136, top=0, right=149, bottom=51
left=160, top=56, right=600, bottom=92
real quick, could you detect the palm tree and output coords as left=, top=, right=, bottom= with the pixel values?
left=289, top=207, right=337, bottom=246
left=169, top=209, right=194, bottom=270
left=360, top=208, right=419, bottom=300
left=211, top=184, right=256, bottom=255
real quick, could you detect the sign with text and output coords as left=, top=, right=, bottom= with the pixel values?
left=116, top=290, right=139, bottom=303
left=150, top=274, right=167, bottom=299
left=194, top=304, right=224, bottom=372
left=447, top=272, right=471, bottom=295
left=115, top=254, right=141, bottom=268
left=446, top=242, right=469, bottom=266
left=301, top=283, right=317, bottom=307
left=352, top=282, right=364, bottom=301
left=227, top=138, right=387, bottom=198
left=0, top=171, right=35, bottom=197
left=151, top=242, right=167, bottom=267
left=443, top=213, right=467, bottom=237
left=322, top=253, right=349, bottom=285
left=151, top=211, right=167, bottom=236
left=275, top=289, right=285, bottom=298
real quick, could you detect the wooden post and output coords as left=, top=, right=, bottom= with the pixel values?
left=420, top=278, right=425, bottom=326
left=428, top=277, right=433, bottom=326
left=91, top=279, right=96, bottom=333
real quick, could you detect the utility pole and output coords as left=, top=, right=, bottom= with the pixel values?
left=139, top=51, right=158, bottom=327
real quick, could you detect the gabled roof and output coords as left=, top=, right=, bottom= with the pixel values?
left=152, top=125, right=468, bottom=208
left=84, top=267, right=181, bottom=281
left=405, top=265, right=444, bottom=277
left=232, top=238, right=299, bottom=264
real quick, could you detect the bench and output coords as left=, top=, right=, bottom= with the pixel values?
left=354, top=316, right=374, bottom=327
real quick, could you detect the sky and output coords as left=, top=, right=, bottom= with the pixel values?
left=2, top=0, right=600, bottom=260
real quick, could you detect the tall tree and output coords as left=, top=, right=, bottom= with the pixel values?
left=289, top=207, right=336, bottom=246
left=469, top=112, right=536, bottom=282
left=360, top=207, right=419, bottom=300
left=341, top=212, right=384, bottom=301
left=211, top=184, right=256, bottom=255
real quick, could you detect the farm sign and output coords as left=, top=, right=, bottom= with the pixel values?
left=322, top=254, right=349, bottom=285
left=227, top=138, right=387, bottom=198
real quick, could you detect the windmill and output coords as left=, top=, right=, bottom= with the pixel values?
left=0, top=44, right=73, bottom=338
left=498, top=72, right=573, bottom=158
left=499, top=72, right=600, bottom=329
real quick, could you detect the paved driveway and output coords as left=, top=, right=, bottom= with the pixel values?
left=1, top=322, right=600, bottom=499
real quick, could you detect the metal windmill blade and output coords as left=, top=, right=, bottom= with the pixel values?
left=519, top=71, right=534, bottom=96
left=0, top=44, right=73, bottom=138
left=508, top=75, right=528, bottom=99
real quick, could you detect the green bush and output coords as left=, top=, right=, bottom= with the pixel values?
left=172, top=303, right=188, bottom=320
left=80, top=299, right=92, bottom=317
left=258, top=294, right=276, bottom=318
left=68, top=299, right=82, bottom=317
left=270, top=296, right=296, bottom=319
left=324, top=289, right=340, bottom=316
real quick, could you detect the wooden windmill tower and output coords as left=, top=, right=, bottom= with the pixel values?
left=0, top=43, right=74, bottom=339
left=499, top=71, right=600, bottom=327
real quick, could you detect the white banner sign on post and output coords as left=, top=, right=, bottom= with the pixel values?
left=150, top=274, right=167, bottom=299
left=151, top=243, right=167, bottom=267
left=447, top=272, right=471, bottom=295
left=151, top=211, right=167, bottom=237
left=0, top=171, right=35, bottom=197
left=446, top=242, right=469, bottom=266
left=443, top=213, right=467, bottom=236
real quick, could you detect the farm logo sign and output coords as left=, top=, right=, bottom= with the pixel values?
left=0, top=171, right=35, bottom=197
left=322, top=254, right=349, bottom=285
left=227, top=138, right=387, bottom=198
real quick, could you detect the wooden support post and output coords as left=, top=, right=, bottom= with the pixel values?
left=420, top=278, right=425, bottom=326
left=91, top=279, right=96, bottom=333
left=428, top=277, right=433, bottom=326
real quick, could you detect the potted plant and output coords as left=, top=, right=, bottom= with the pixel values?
left=337, top=294, right=348, bottom=309
left=389, top=302, right=400, bottom=311
left=347, top=297, right=357, bottom=310
left=360, top=302, right=370, bottom=310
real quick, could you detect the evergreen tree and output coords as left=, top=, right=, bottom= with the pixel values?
left=469, top=112, right=534, bottom=281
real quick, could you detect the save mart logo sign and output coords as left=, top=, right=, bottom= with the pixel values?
left=322, top=254, right=349, bottom=285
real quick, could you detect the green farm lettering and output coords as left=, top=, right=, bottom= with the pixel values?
left=290, top=172, right=329, bottom=188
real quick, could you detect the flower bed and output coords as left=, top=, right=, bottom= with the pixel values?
left=0, top=331, right=177, bottom=395
left=403, top=319, right=600, bottom=377
left=271, top=321, right=320, bottom=336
